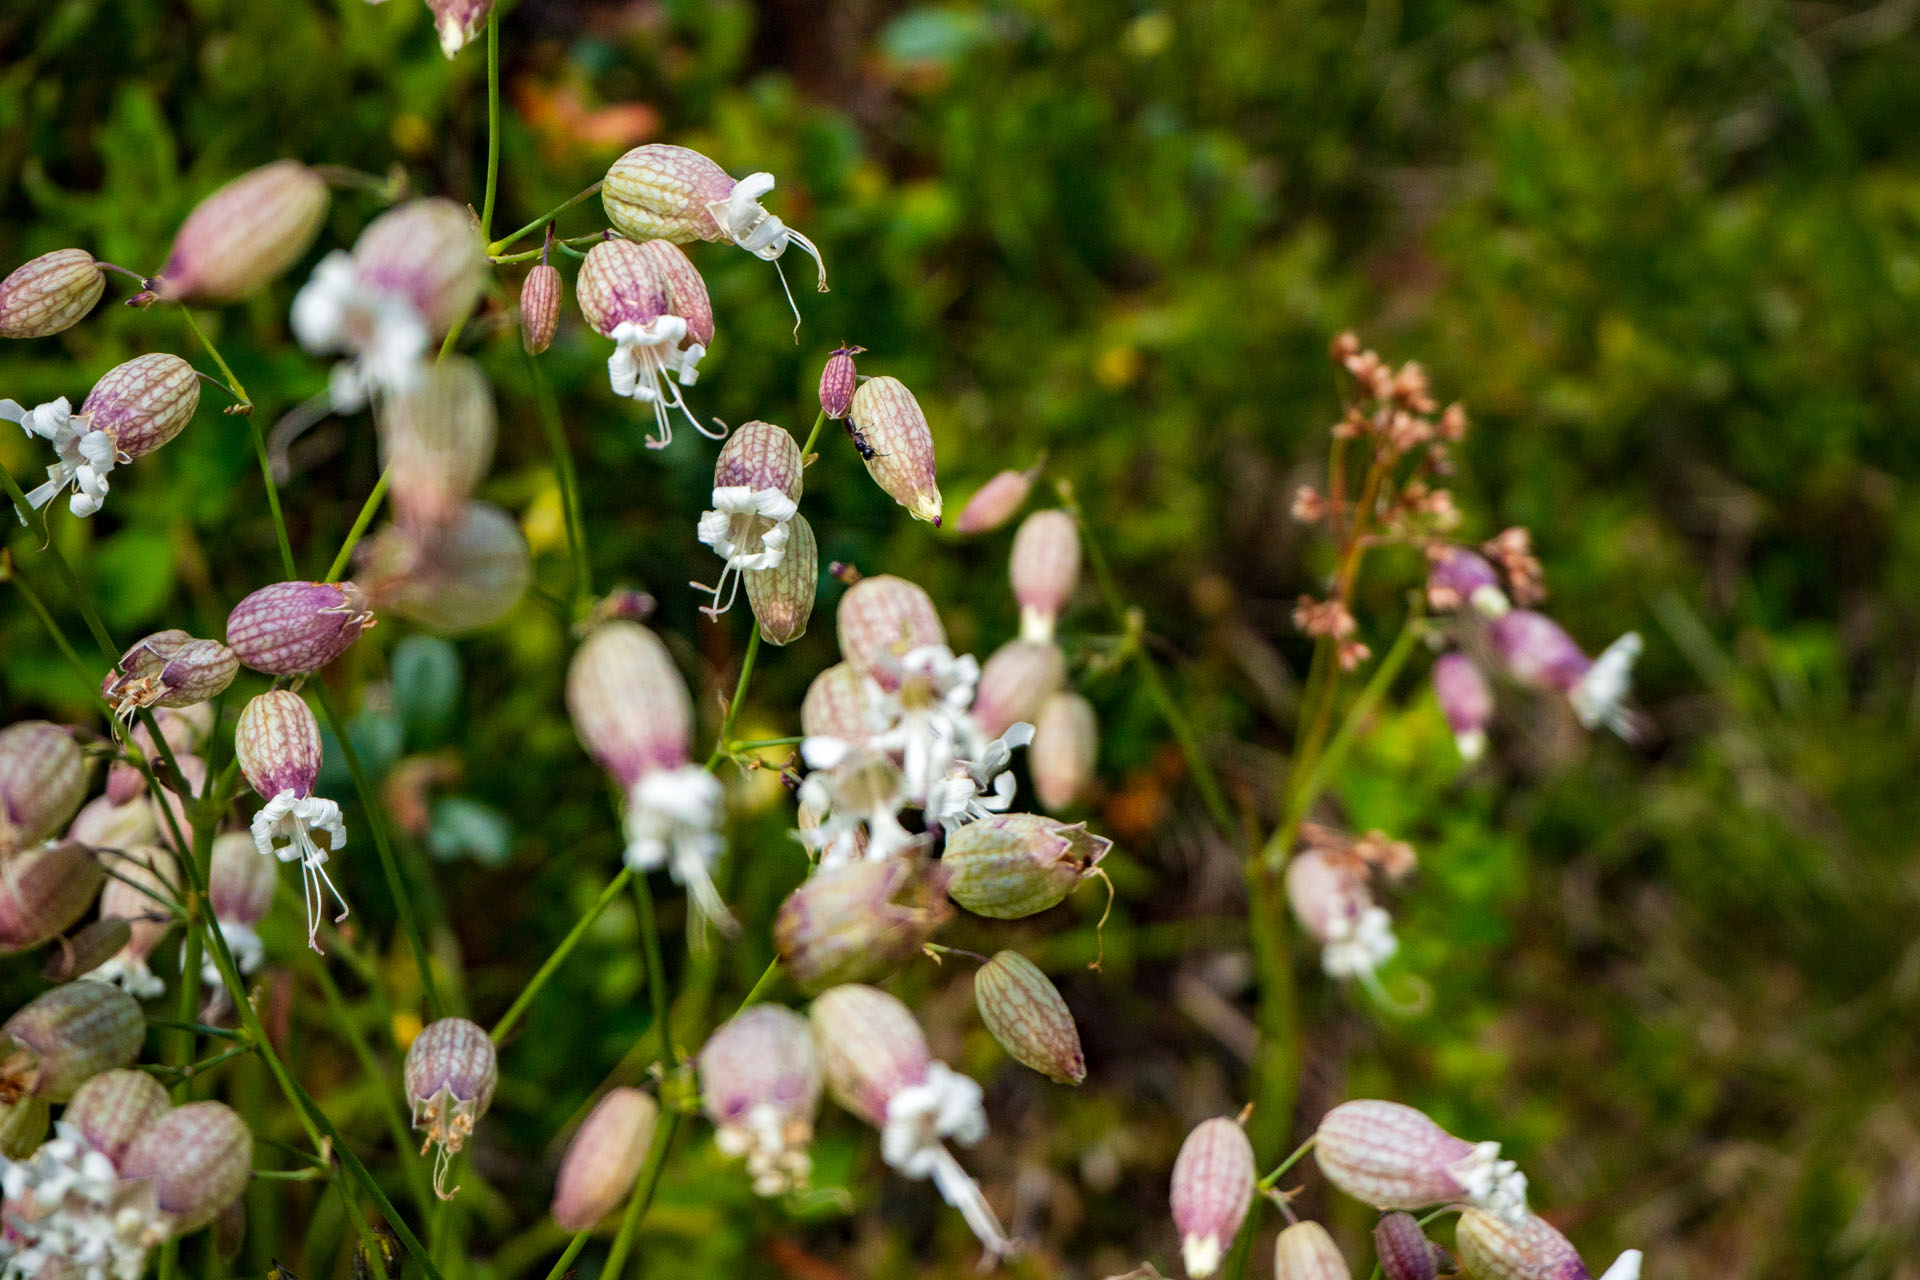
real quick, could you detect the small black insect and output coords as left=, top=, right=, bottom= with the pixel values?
left=844, top=419, right=887, bottom=460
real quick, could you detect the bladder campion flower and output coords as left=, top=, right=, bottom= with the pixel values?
left=234, top=691, right=350, bottom=951
left=405, top=1017, right=497, bottom=1199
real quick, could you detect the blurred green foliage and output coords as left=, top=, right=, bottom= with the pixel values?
left=4, top=0, right=1919, bottom=1277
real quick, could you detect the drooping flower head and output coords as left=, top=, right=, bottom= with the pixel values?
left=818, top=345, right=862, bottom=420
left=1432, top=651, right=1494, bottom=762
left=427, top=0, right=495, bottom=57
left=1273, top=1221, right=1354, bottom=1280
left=576, top=237, right=718, bottom=449
left=4, top=354, right=199, bottom=520
left=1426, top=546, right=1510, bottom=617
left=566, top=622, right=733, bottom=931
left=226, top=580, right=375, bottom=676
left=774, top=858, right=951, bottom=992
left=234, top=690, right=349, bottom=951
left=356, top=500, right=531, bottom=635
left=634, top=237, right=714, bottom=387
left=1285, top=847, right=1399, bottom=982
left=1030, top=691, right=1098, bottom=813
left=973, top=950, right=1086, bottom=1085
left=942, top=813, right=1112, bottom=921
left=955, top=462, right=1042, bottom=535
left=0, top=842, right=105, bottom=958
left=205, top=830, right=277, bottom=984
left=403, top=1017, right=496, bottom=1199
left=693, top=421, right=803, bottom=618
left=847, top=376, right=941, bottom=525
left=0, top=722, right=88, bottom=853
left=972, top=640, right=1065, bottom=740
left=698, top=1006, right=822, bottom=1196
left=1009, top=510, right=1081, bottom=642
left=1313, top=1099, right=1529, bottom=1225
left=376, top=355, right=497, bottom=538
left=809, top=985, right=1014, bottom=1260
left=0, top=982, right=145, bottom=1105
left=100, top=631, right=238, bottom=724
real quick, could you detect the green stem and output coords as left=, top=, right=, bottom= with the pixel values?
left=489, top=233, right=604, bottom=265
left=1, top=465, right=118, bottom=660
left=599, top=1110, right=682, bottom=1279
left=2, top=561, right=90, bottom=686
left=245, top=412, right=298, bottom=579
left=1257, top=1135, right=1317, bottom=1189
left=480, top=10, right=500, bottom=239
left=728, top=735, right=802, bottom=751
left=733, top=957, right=781, bottom=1011
left=307, top=951, right=435, bottom=1216
left=798, top=407, right=828, bottom=458
left=310, top=685, right=446, bottom=1020
left=704, top=630, right=763, bottom=770
left=325, top=468, right=391, bottom=583
left=490, top=867, right=634, bottom=1044
left=177, top=306, right=251, bottom=409
left=540, top=1231, right=590, bottom=1280
left=632, top=874, right=675, bottom=1063
left=527, top=350, right=591, bottom=618
left=487, top=184, right=605, bottom=256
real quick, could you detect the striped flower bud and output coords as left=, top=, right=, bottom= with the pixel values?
left=1313, top=1100, right=1528, bottom=1224
left=943, top=813, right=1112, bottom=920
left=551, top=1087, right=659, bottom=1231
left=1010, top=510, right=1081, bottom=641
left=635, top=237, right=714, bottom=386
left=0, top=982, right=144, bottom=1103
left=974, top=951, right=1084, bottom=1085
left=427, top=0, right=494, bottom=56
left=226, top=580, right=375, bottom=675
left=0, top=249, right=105, bottom=338
left=819, top=346, right=862, bottom=420
left=521, top=262, right=561, bottom=355
left=102, top=631, right=238, bottom=721
left=955, top=466, right=1037, bottom=535
left=0, top=1096, right=49, bottom=1159
left=236, top=690, right=349, bottom=952
left=566, top=622, right=732, bottom=930
left=207, top=830, right=277, bottom=983
left=576, top=238, right=712, bottom=449
left=801, top=662, right=880, bottom=748
left=65, top=1068, right=171, bottom=1168
left=836, top=574, right=946, bottom=691
left=357, top=501, right=531, bottom=635
left=0, top=721, right=88, bottom=851
left=1432, top=652, right=1494, bottom=762
left=0, top=842, right=104, bottom=956
left=85, top=845, right=181, bottom=999
left=1373, top=1213, right=1441, bottom=1280
left=119, top=1101, right=252, bottom=1233
left=405, top=1017, right=497, bottom=1199
left=603, top=143, right=826, bottom=294
left=65, top=794, right=158, bottom=852
left=695, top=420, right=803, bottom=618
left=1426, top=547, right=1509, bottom=617
left=376, top=355, right=496, bottom=536
left=775, top=858, right=951, bottom=993
left=1455, top=1209, right=1642, bottom=1280
left=745, top=511, right=817, bottom=645
left=1031, top=691, right=1097, bottom=812
left=1285, top=850, right=1396, bottom=981
left=1274, top=1221, right=1353, bottom=1280
left=1169, top=1116, right=1255, bottom=1278
left=292, top=198, right=484, bottom=411
left=146, top=160, right=329, bottom=304
left=699, top=1006, right=821, bottom=1196
left=1488, top=611, right=1642, bottom=738
left=809, top=984, right=1013, bottom=1260
left=848, top=376, right=941, bottom=525
left=4, top=353, right=199, bottom=519
left=972, top=640, right=1065, bottom=739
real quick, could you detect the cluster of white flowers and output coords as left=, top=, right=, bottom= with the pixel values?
left=0, top=1125, right=169, bottom=1280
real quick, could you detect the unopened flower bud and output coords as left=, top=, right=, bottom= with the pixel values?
left=1010, top=510, right=1080, bottom=640
left=147, top=160, right=329, bottom=304
left=810, top=984, right=1013, bottom=1259
left=1432, top=652, right=1493, bottom=761
left=576, top=238, right=707, bottom=448
left=1455, top=1209, right=1641, bottom=1280
left=1274, top=1221, right=1353, bottom=1280
left=819, top=346, right=862, bottom=419
left=0, top=981, right=144, bottom=1103
left=65, top=1068, right=170, bottom=1167
left=0, top=249, right=106, bottom=338
left=956, top=465, right=1039, bottom=534
left=551, top=1087, right=659, bottom=1231
left=1313, top=1100, right=1528, bottom=1223
left=351, top=198, right=485, bottom=336
left=800, top=662, right=880, bottom=747
left=1170, top=1116, right=1255, bottom=1278
left=357, top=501, right=531, bottom=635
left=974, top=951, right=1085, bottom=1085
left=836, top=574, right=946, bottom=691
left=745, top=511, right=817, bottom=644
left=406, top=1017, right=497, bottom=1199
left=567, top=622, right=690, bottom=788
left=775, top=858, right=951, bottom=993
left=226, top=580, right=375, bottom=676
left=65, top=794, right=158, bottom=851
left=1031, top=691, right=1097, bottom=812
left=0, top=721, right=88, bottom=852
left=0, top=842, right=105, bottom=956
left=972, top=640, right=1065, bottom=739
left=377, top=356, right=496, bottom=537
left=699, top=1006, right=821, bottom=1196
left=848, top=376, right=941, bottom=524
left=120, top=1101, right=252, bottom=1233
left=1426, top=546, right=1509, bottom=616
left=696, top=421, right=803, bottom=619
left=102, top=631, right=239, bottom=720
left=1373, top=1213, right=1441, bottom=1280
left=943, top=813, right=1112, bottom=919
left=521, top=263, right=561, bottom=354
left=236, top=691, right=349, bottom=951
left=86, top=845, right=181, bottom=999
left=427, top=0, right=494, bottom=56
left=0, top=1095, right=49, bottom=1159
left=603, top=143, right=826, bottom=292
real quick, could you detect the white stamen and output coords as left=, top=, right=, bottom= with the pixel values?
left=692, top=486, right=799, bottom=618
left=249, top=791, right=350, bottom=953
left=608, top=316, right=720, bottom=449
left=1449, top=1141, right=1530, bottom=1226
